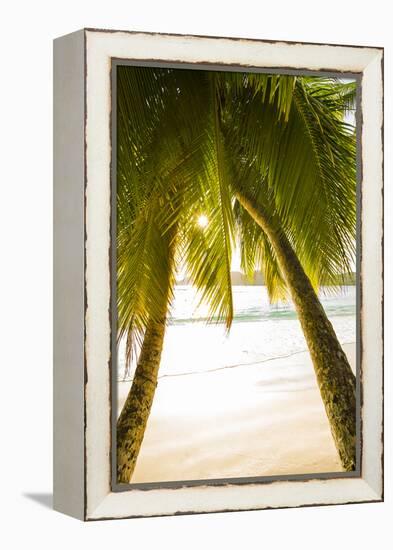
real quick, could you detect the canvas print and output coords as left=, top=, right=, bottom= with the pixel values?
left=114, top=65, right=358, bottom=485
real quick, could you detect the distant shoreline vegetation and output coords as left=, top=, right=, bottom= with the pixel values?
left=176, top=271, right=356, bottom=286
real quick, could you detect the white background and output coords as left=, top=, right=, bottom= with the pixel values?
left=0, top=1, right=391, bottom=548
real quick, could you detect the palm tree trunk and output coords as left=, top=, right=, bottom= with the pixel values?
left=236, top=191, right=356, bottom=471
left=117, top=316, right=167, bottom=483
left=116, top=235, right=175, bottom=483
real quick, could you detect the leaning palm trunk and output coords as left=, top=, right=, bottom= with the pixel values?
left=116, top=234, right=175, bottom=483
left=237, top=191, right=356, bottom=471
left=117, top=316, right=167, bottom=482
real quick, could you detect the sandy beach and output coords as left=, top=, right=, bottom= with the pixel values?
left=117, top=341, right=355, bottom=483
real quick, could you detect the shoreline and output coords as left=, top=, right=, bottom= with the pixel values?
left=117, top=342, right=356, bottom=483
left=119, top=341, right=356, bottom=382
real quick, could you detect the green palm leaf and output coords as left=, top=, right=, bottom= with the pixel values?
left=117, top=67, right=236, bottom=367
left=223, top=75, right=356, bottom=296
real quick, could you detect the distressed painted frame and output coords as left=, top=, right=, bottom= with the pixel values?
left=53, top=28, right=383, bottom=521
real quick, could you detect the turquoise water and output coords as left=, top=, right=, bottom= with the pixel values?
left=169, top=285, right=356, bottom=324
left=119, top=285, right=356, bottom=379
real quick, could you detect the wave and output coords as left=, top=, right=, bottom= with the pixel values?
left=168, top=304, right=355, bottom=325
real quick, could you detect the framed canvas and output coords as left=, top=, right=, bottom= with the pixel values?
left=53, top=28, right=384, bottom=521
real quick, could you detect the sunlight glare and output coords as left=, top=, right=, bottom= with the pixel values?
left=197, top=214, right=209, bottom=228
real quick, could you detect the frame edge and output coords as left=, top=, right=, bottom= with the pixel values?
left=53, top=29, right=86, bottom=521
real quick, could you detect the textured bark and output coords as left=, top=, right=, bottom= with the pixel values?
left=116, top=236, right=175, bottom=483
left=117, top=317, right=167, bottom=483
left=237, top=191, right=356, bottom=471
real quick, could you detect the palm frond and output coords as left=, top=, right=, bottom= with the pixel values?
left=117, top=67, right=237, bottom=366
left=234, top=198, right=288, bottom=302
left=117, top=66, right=357, bottom=353
left=224, top=75, right=356, bottom=294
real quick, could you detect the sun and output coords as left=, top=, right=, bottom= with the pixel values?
left=197, top=214, right=209, bottom=228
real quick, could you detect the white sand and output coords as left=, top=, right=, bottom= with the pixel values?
left=117, top=342, right=356, bottom=483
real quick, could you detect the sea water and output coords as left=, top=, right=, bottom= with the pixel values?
left=118, top=285, right=356, bottom=380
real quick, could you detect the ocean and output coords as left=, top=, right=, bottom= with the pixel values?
left=118, top=285, right=356, bottom=380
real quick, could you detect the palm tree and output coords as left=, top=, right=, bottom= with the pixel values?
left=116, top=67, right=235, bottom=482
left=223, top=75, right=357, bottom=470
left=116, top=67, right=357, bottom=482
left=234, top=188, right=356, bottom=470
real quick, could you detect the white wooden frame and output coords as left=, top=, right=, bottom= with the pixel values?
left=53, top=28, right=384, bottom=521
